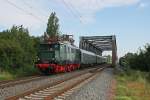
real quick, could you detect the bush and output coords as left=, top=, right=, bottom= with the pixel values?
left=0, top=71, right=14, bottom=80
left=14, top=65, right=39, bottom=77
left=0, top=25, right=40, bottom=77
left=119, top=44, right=150, bottom=72
left=146, top=72, right=150, bottom=82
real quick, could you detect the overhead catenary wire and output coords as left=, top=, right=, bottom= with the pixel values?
left=95, top=0, right=100, bottom=8
left=61, top=0, right=83, bottom=23
left=64, top=1, right=82, bottom=18
left=21, top=1, right=48, bottom=19
left=4, top=0, right=45, bottom=23
left=66, top=1, right=84, bottom=22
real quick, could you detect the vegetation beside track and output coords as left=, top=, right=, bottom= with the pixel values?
left=0, top=71, right=14, bottom=80
left=116, top=44, right=150, bottom=100
left=0, top=65, right=40, bottom=80
left=115, top=69, right=150, bottom=100
left=119, top=44, right=150, bottom=72
left=0, top=26, right=40, bottom=80
left=0, top=12, right=60, bottom=80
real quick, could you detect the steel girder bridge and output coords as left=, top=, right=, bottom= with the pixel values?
left=79, top=35, right=117, bottom=66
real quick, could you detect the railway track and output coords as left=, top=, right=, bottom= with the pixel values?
left=6, top=66, right=107, bottom=100
left=0, top=75, right=47, bottom=88
left=1, top=67, right=101, bottom=99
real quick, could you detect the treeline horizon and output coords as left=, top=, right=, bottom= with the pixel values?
left=119, top=44, right=150, bottom=72
left=0, top=12, right=61, bottom=77
left=0, top=25, right=41, bottom=76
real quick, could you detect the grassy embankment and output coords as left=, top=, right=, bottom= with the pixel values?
left=0, top=71, right=14, bottom=80
left=0, top=66, right=39, bottom=80
left=115, top=69, right=150, bottom=100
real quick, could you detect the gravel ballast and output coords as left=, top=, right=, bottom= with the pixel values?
left=0, top=68, right=92, bottom=99
left=65, top=68, right=114, bottom=100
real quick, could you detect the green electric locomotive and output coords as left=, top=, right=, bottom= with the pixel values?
left=36, top=42, right=80, bottom=74
left=35, top=41, right=107, bottom=74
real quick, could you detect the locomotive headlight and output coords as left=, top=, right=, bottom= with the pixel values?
left=50, top=48, right=53, bottom=51
left=52, top=58, right=55, bottom=60
left=37, top=57, right=40, bottom=61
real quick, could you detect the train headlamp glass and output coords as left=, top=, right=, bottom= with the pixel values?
left=52, top=58, right=55, bottom=60
left=49, top=48, right=53, bottom=51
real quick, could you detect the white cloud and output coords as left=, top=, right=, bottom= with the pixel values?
left=0, top=0, right=48, bottom=35
left=66, top=0, right=140, bottom=10
left=64, top=0, right=140, bottom=23
left=138, top=2, right=148, bottom=8
left=0, top=0, right=141, bottom=35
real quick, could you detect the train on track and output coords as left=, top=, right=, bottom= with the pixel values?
left=35, top=35, right=107, bottom=74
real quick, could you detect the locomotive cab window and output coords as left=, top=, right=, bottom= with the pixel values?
left=38, top=43, right=60, bottom=61
left=39, top=43, right=59, bottom=51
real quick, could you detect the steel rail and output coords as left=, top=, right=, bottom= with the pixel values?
left=6, top=64, right=110, bottom=100
left=0, top=75, right=46, bottom=88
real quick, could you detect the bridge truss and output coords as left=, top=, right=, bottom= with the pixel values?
left=79, top=35, right=117, bottom=66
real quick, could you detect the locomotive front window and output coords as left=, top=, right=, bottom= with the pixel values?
left=40, top=44, right=59, bottom=51
left=38, top=43, right=60, bottom=61
left=40, top=44, right=48, bottom=51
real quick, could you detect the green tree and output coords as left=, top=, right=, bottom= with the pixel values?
left=120, top=44, right=150, bottom=72
left=0, top=25, right=39, bottom=75
left=46, top=12, right=59, bottom=37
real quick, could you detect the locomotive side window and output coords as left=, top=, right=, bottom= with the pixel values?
left=54, top=44, right=59, bottom=49
left=67, top=46, right=69, bottom=52
left=39, top=44, right=59, bottom=51
left=64, top=45, right=67, bottom=53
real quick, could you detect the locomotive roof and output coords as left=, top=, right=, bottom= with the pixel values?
left=60, top=42, right=79, bottom=50
left=40, top=41, right=79, bottom=50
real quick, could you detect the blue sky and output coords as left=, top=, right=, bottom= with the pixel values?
left=0, top=0, right=150, bottom=57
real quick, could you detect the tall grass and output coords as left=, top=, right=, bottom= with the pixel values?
left=0, top=65, right=39, bottom=80
left=0, top=71, right=14, bottom=80
left=115, top=69, right=150, bottom=100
